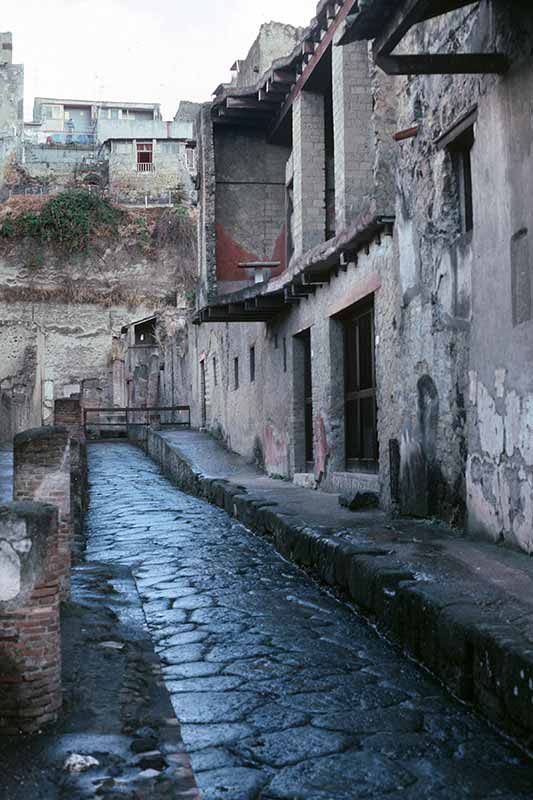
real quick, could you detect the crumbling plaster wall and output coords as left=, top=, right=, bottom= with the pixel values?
left=465, top=7, right=533, bottom=551
left=394, top=4, right=533, bottom=538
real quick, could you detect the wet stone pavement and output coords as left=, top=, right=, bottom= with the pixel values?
left=0, top=443, right=13, bottom=504
left=86, top=443, right=533, bottom=800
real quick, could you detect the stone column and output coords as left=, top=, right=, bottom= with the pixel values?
left=13, top=427, right=72, bottom=599
left=54, top=399, right=87, bottom=562
left=0, top=502, right=62, bottom=734
left=332, top=39, right=373, bottom=230
left=292, top=90, right=326, bottom=257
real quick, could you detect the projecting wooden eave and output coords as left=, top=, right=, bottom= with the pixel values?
left=338, top=0, right=510, bottom=75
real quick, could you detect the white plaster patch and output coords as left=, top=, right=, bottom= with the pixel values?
left=514, top=479, right=533, bottom=554
left=505, top=391, right=521, bottom=458
left=397, top=211, right=419, bottom=293
left=0, top=541, right=21, bottom=601
left=519, top=396, right=533, bottom=467
left=477, top=382, right=504, bottom=461
left=468, top=370, right=478, bottom=406
left=11, top=538, right=32, bottom=555
left=466, top=456, right=501, bottom=542
left=494, top=368, right=506, bottom=399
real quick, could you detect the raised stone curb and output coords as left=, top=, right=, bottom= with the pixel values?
left=145, top=430, right=533, bottom=750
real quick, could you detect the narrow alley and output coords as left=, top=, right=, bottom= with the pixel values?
left=85, top=442, right=533, bottom=800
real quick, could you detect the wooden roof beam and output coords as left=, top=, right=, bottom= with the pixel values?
left=376, top=52, right=509, bottom=75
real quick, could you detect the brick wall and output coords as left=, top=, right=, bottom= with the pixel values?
left=292, top=91, right=326, bottom=257
left=13, top=426, right=72, bottom=599
left=332, top=40, right=373, bottom=229
left=54, top=398, right=87, bottom=561
left=0, top=502, right=62, bottom=734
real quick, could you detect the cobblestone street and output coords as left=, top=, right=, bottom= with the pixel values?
left=86, top=443, right=533, bottom=800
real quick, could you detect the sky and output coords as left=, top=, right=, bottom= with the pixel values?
left=5, top=0, right=317, bottom=121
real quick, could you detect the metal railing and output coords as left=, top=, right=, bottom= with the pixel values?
left=25, top=129, right=97, bottom=148
left=83, top=405, right=191, bottom=440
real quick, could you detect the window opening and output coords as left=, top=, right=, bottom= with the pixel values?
left=250, top=346, right=255, bottom=383
left=137, top=141, right=154, bottom=172
left=343, top=301, right=378, bottom=471
left=234, top=357, right=239, bottom=390
left=213, top=356, right=218, bottom=386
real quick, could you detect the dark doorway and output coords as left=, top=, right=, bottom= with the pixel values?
left=200, top=359, right=206, bottom=427
left=343, top=300, right=378, bottom=471
left=302, top=330, right=314, bottom=470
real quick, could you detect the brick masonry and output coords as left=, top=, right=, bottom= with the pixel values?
left=13, top=426, right=72, bottom=599
left=0, top=502, right=62, bottom=735
left=54, top=398, right=88, bottom=561
left=292, top=90, right=326, bottom=256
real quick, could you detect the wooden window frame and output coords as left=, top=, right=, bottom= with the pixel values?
left=342, top=300, right=379, bottom=472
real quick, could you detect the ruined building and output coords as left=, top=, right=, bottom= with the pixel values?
left=0, top=36, right=197, bottom=441
left=190, top=2, right=533, bottom=553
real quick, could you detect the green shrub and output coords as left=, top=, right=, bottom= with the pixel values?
left=0, top=190, right=123, bottom=250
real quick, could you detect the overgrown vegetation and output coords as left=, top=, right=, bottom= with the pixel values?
left=0, top=190, right=123, bottom=250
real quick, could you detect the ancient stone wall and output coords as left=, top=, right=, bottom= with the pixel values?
left=0, top=201, right=195, bottom=439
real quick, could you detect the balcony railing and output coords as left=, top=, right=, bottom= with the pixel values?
left=136, top=162, right=155, bottom=173
left=27, top=130, right=97, bottom=148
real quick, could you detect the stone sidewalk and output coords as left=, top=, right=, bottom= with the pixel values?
left=147, top=428, right=533, bottom=750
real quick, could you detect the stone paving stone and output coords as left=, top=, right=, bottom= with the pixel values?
left=85, top=443, right=533, bottom=799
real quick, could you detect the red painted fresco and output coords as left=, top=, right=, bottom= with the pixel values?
left=314, top=414, right=329, bottom=483
left=271, top=226, right=287, bottom=276
left=264, top=423, right=287, bottom=475
left=216, top=224, right=258, bottom=283
left=216, top=224, right=287, bottom=284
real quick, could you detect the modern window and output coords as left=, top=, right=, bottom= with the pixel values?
left=234, top=357, right=239, bottom=390
left=343, top=300, right=378, bottom=471
left=250, top=346, right=255, bottom=383
left=43, top=104, right=62, bottom=121
left=136, top=141, right=154, bottom=172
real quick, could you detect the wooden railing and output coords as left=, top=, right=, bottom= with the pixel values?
left=83, top=405, right=190, bottom=440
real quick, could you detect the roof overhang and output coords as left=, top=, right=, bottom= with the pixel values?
left=338, top=0, right=509, bottom=75
left=193, top=211, right=394, bottom=325
left=210, top=1, right=357, bottom=137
